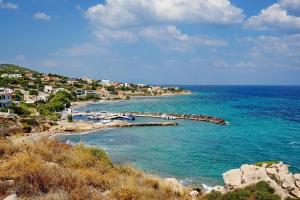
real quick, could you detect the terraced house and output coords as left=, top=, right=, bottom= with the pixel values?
left=0, top=88, right=13, bottom=108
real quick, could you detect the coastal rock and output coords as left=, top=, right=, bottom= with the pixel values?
left=3, top=194, right=17, bottom=200
left=189, top=190, right=200, bottom=198
left=240, top=164, right=269, bottom=185
left=222, top=162, right=300, bottom=199
left=164, top=178, right=183, bottom=195
left=294, top=174, right=300, bottom=188
left=223, top=169, right=242, bottom=189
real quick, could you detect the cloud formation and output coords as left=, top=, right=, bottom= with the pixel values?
left=85, top=0, right=238, bottom=50
left=0, top=0, right=17, bottom=10
left=279, top=0, right=300, bottom=12
left=245, top=1, right=300, bottom=33
left=33, top=12, right=51, bottom=21
left=140, top=26, right=226, bottom=51
left=86, top=0, right=244, bottom=28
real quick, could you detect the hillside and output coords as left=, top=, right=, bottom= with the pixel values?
left=0, top=64, right=39, bottom=74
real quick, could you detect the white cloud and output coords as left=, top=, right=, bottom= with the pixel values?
left=240, top=34, right=300, bottom=70
left=245, top=3, right=300, bottom=33
left=86, top=0, right=244, bottom=28
left=85, top=0, right=237, bottom=49
left=246, top=34, right=300, bottom=57
left=280, top=0, right=300, bottom=12
left=140, top=25, right=226, bottom=51
left=93, top=28, right=138, bottom=43
left=0, top=0, right=17, bottom=10
left=33, top=12, right=51, bottom=21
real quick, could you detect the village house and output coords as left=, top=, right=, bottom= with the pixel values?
left=101, top=79, right=111, bottom=85
left=75, top=88, right=85, bottom=97
left=1, top=73, right=22, bottom=78
left=37, top=92, right=49, bottom=102
left=82, top=76, right=93, bottom=84
left=67, top=79, right=79, bottom=86
left=44, top=85, right=54, bottom=93
left=24, top=95, right=37, bottom=104
left=42, top=74, right=59, bottom=82
left=84, top=90, right=97, bottom=96
left=0, top=88, right=13, bottom=107
left=55, top=88, right=68, bottom=93
left=25, top=71, right=33, bottom=78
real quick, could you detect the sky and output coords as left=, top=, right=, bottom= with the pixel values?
left=1, top=0, right=300, bottom=85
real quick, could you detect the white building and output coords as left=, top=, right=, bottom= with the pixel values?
left=84, top=90, right=97, bottom=96
left=82, top=77, right=93, bottom=84
left=44, top=85, right=54, bottom=93
left=67, top=79, right=79, bottom=85
left=55, top=88, right=68, bottom=93
left=1, top=73, right=22, bottom=78
left=0, top=88, right=13, bottom=108
left=24, top=95, right=37, bottom=104
left=101, top=79, right=111, bottom=85
left=37, top=92, right=49, bottom=102
left=75, top=89, right=85, bottom=97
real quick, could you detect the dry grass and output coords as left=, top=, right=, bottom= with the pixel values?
left=0, top=138, right=190, bottom=200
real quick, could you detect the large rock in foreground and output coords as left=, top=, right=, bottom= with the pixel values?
left=222, top=162, right=300, bottom=199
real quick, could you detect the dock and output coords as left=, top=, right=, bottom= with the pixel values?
left=71, top=111, right=228, bottom=125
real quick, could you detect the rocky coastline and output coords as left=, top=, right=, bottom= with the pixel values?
left=201, top=162, right=300, bottom=199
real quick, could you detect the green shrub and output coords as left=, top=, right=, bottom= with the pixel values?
left=245, top=181, right=275, bottom=193
left=204, top=181, right=281, bottom=200
left=223, top=188, right=251, bottom=200
left=255, top=161, right=279, bottom=167
left=22, top=124, right=32, bottom=133
left=67, top=114, right=73, bottom=122
left=255, top=191, right=280, bottom=200
left=29, top=90, right=38, bottom=96
left=205, top=191, right=222, bottom=200
left=20, top=118, right=38, bottom=126
left=9, top=103, right=31, bottom=116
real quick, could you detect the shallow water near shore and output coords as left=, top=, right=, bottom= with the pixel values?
left=59, top=85, right=300, bottom=187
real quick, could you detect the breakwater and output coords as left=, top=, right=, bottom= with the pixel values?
left=123, top=112, right=228, bottom=125
left=114, top=122, right=178, bottom=127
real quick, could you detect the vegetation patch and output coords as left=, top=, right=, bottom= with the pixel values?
left=0, top=138, right=189, bottom=200
left=202, top=181, right=280, bottom=200
left=255, top=161, right=280, bottom=167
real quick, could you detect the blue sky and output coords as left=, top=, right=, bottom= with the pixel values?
left=1, top=0, right=300, bottom=85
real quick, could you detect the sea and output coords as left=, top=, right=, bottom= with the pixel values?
left=58, top=85, right=300, bottom=187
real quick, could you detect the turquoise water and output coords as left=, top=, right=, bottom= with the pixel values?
left=59, top=86, right=300, bottom=186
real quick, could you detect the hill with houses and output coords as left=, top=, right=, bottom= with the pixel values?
left=0, top=64, right=189, bottom=134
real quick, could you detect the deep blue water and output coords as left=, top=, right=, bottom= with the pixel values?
left=59, top=86, right=300, bottom=186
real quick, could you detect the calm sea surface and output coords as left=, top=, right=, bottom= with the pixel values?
left=59, top=86, right=300, bottom=186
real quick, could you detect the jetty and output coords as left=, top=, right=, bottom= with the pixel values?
left=71, top=111, right=227, bottom=125
left=113, top=122, right=178, bottom=127
left=122, top=112, right=228, bottom=125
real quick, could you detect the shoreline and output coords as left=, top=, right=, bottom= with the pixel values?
left=70, top=91, right=192, bottom=110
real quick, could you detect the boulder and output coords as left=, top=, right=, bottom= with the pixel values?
left=294, top=174, right=300, bottom=188
left=223, top=169, right=242, bottom=189
left=3, top=194, right=17, bottom=200
left=222, top=162, right=300, bottom=199
left=240, top=164, right=269, bottom=185
left=189, top=190, right=200, bottom=198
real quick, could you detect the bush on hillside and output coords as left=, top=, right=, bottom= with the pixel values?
left=202, top=181, right=281, bottom=200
